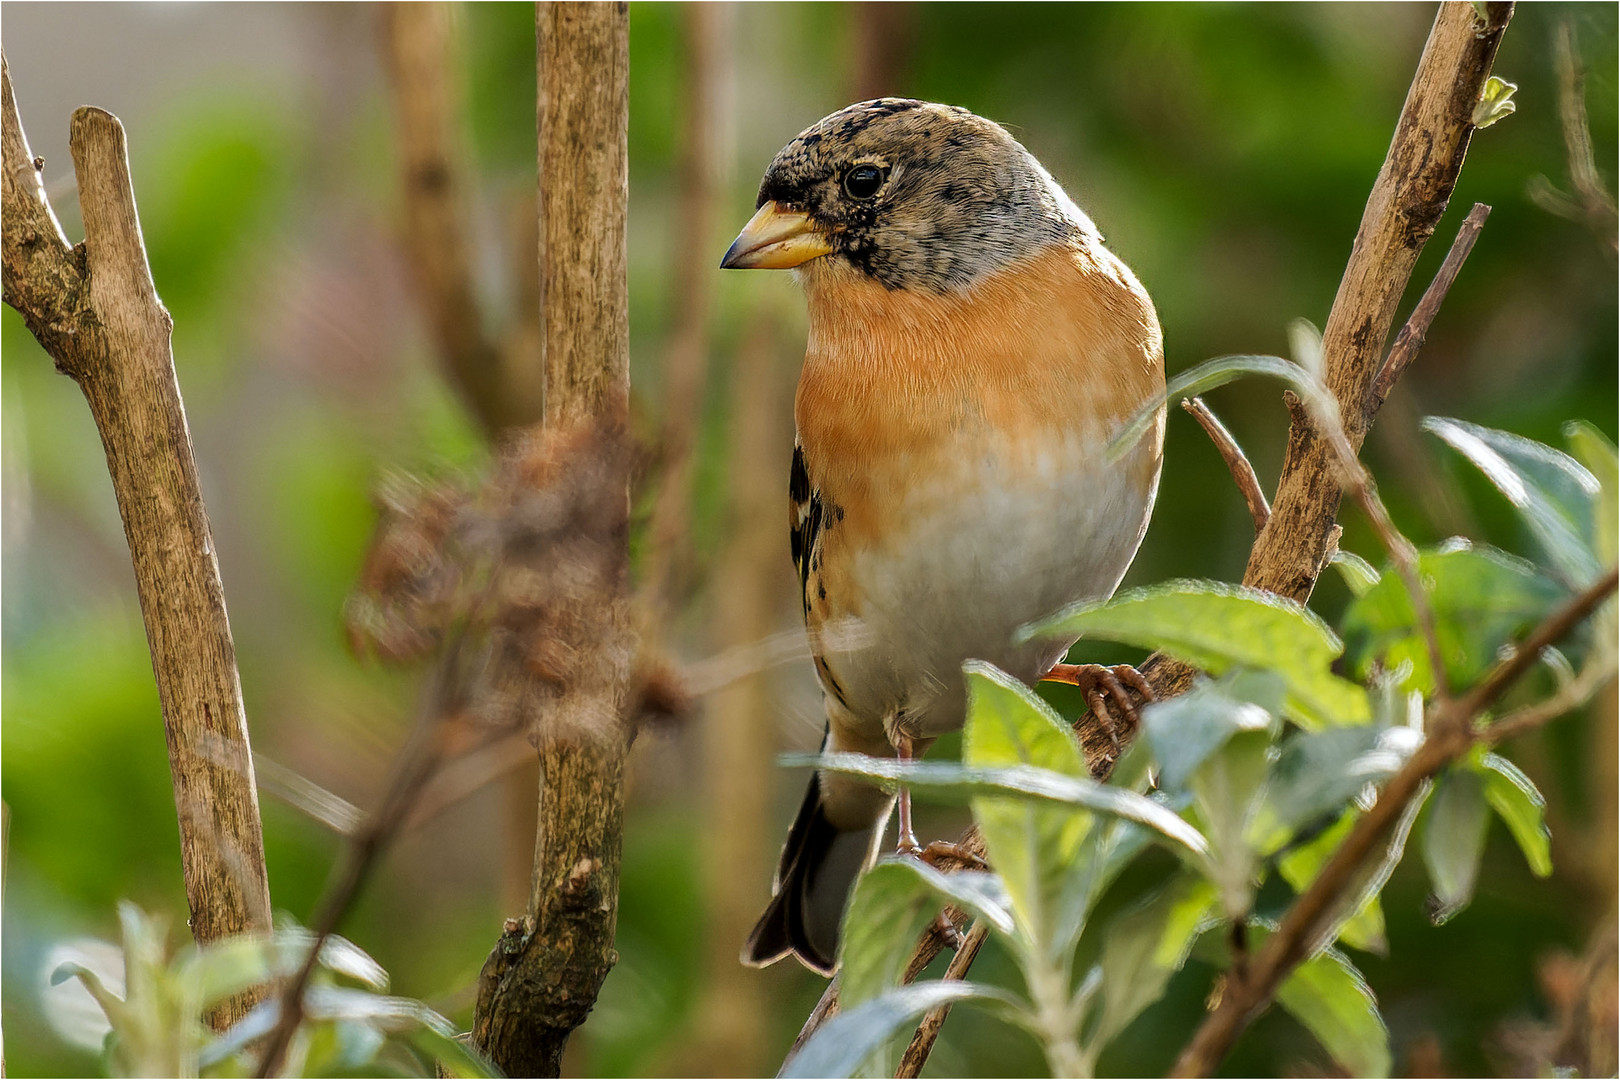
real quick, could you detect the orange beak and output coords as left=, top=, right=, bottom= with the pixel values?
left=720, top=201, right=835, bottom=269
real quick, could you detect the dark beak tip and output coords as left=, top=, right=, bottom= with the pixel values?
left=719, top=238, right=745, bottom=270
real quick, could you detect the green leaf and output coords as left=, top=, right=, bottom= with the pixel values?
left=1191, top=729, right=1272, bottom=918
left=1329, top=550, right=1382, bottom=597
left=781, top=982, right=1024, bottom=1080
left=1565, top=420, right=1618, bottom=567
left=1090, top=874, right=1218, bottom=1049
left=1471, top=75, right=1518, bottom=128
left=1476, top=751, right=1553, bottom=877
left=1425, top=417, right=1602, bottom=586
left=1025, top=580, right=1370, bottom=729
left=1108, top=353, right=1338, bottom=462
left=1277, top=810, right=1387, bottom=954
left=962, top=663, right=1093, bottom=954
left=1141, top=675, right=1277, bottom=792
left=1421, top=768, right=1491, bottom=923
left=408, top=1026, right=500, bottom=1078
left=839, top=862, right=952, bottom=1009
left=806, top=753, right=1211, bottom=861
left=1252, top=724, right=1423, bottom=850
left=1341, top=542, right=1568, bottom=695
left=1275, top=937, right=1392, bottom=1078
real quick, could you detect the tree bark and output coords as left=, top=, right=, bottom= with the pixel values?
left=1, top=54, right=271, bottom=1024
left=469, top=5, right=632, bottom=1076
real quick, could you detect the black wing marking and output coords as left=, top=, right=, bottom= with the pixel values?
left=789, top=442, right=820, bottom=606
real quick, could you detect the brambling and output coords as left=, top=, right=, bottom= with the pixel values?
left=722, top=99, right=1165, bottom=974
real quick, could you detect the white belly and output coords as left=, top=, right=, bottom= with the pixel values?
left=819, top=429, right=1159, bottom=741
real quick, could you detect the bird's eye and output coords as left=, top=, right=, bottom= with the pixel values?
left=842, top=164, right=885, bottom=200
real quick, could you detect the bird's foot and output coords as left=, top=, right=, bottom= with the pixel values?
left=1041, top=663, right=1155, bottom=752
left=931, top=912, right=966, bottom=950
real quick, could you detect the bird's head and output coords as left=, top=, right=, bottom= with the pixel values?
left=721, top=98, right=1092, bottom=293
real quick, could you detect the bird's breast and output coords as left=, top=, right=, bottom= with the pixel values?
left=795, top=240, right=1165, bottom=738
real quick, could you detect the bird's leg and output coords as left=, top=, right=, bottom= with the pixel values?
left=1041, top=663, right=1155, bottom=751
left=895, top=731, right=921, bottom=855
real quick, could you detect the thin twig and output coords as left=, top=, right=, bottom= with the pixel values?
left=254, top=645, right=467, bottom=1078
left=895, top=922, right=990, bottom=1078
left=1182, top=397, right=1270, bottom=532
left=1370, top=203, right=1491, bottom=409
left=1171, top=566, right=1617, bottom=1077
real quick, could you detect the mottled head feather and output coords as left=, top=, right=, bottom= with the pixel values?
left=755, top=98, right=1096, bottom=292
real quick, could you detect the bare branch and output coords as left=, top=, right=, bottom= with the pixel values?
left=469, top=5, right=633, bottom=1076
left=895, top=922, right=990, bottom=1078
left=1370, top=202, right=1491, bottom=409
left=1182, top=396, right=1270, bottom=532
left=380, top=3, right=542, bottom=436
left=2, top=53, right=271, bottom=1025
left=642, top=1, right=727, bottom=611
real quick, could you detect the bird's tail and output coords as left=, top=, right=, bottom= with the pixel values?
left=742, top=767, right=890, bottom=975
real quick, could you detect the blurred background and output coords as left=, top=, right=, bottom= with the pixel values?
left=2, top=3, right=1615, bottom=1076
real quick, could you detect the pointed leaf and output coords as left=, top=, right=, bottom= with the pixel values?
left=1275, top=938, right=1391, bottom=1078
left=1330, top=551, right=1382, bottom=597
left=1192, top=729, right=1272, bottom=918
left=1278, top=810, right=1387, bottom=954
left=1025, top=581, right=1369, bottom=728
left=1109, top=353, right=1338, bottom=461
left=1092, top=874, right=1218, bottom=1048
left=1477, top=751, right=1552, bottom=877
left=781, top=982, right=1024, bottom=1079
left=1426, top=417, right=1601, bottom=585
left=962, top=663, right=1091, bottom=953
left=806, top=754, right=1211, bottom=860
left=1421, top=768, right=1490, bottom=923
left=1141, top=675, right=1277, bottom=792
left=1253, top=724, right=1423, bottom=850
left=1342, top=542, right=1567, bottom=695
left=1565, top=420, right=1617, bottom=567
left=838, top=862, right=946, bottom=1009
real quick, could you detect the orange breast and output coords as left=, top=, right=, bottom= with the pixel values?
left=794, top=239, right=1165, bottom=561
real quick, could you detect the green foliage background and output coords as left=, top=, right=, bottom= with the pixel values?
left=2, top=3, right=1615, bottom=1076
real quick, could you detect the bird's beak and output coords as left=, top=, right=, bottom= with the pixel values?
left=720, top=201, right=835, bottom=269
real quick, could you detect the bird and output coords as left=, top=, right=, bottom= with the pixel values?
left=721, top=99, right=1165, bottom=975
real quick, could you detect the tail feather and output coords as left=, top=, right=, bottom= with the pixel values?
left=743, top=767, right=888, bottom=974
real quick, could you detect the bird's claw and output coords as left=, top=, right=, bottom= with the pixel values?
left=1041, top=662, right=1155, bottom=754
left=915, top=840, right=988, bottom=872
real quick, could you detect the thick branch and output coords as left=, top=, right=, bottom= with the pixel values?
left=2, top=54, right=271, bottom=1023
left=469, top=5, right=632, bottom=1077
left=1242, top=1, right=1511, bottom=604
left=381, top=3, right=543, bottom=436
left=1171, top=566, right=1616, bottom=1077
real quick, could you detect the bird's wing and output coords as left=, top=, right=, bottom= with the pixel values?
left=788, top=441, right=822, bottom=610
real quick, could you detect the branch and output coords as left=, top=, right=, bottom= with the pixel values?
left=642, top=1, right=726, bottom=612
left=469, top=5, right=633, bottom=1076
left=1369, top=202, right=1491, bottom=410
left=1241, top=1, right=1512, bottom=604
left=895, top=922, right=990, bottom=1078
left=380, top=2, right=543, bottom=436
left=2, top=53, right=271, bottom=1024
left=1182, top=397, right=1270, bottom=532
left=1171, top=567, right=1615, bottom=1077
